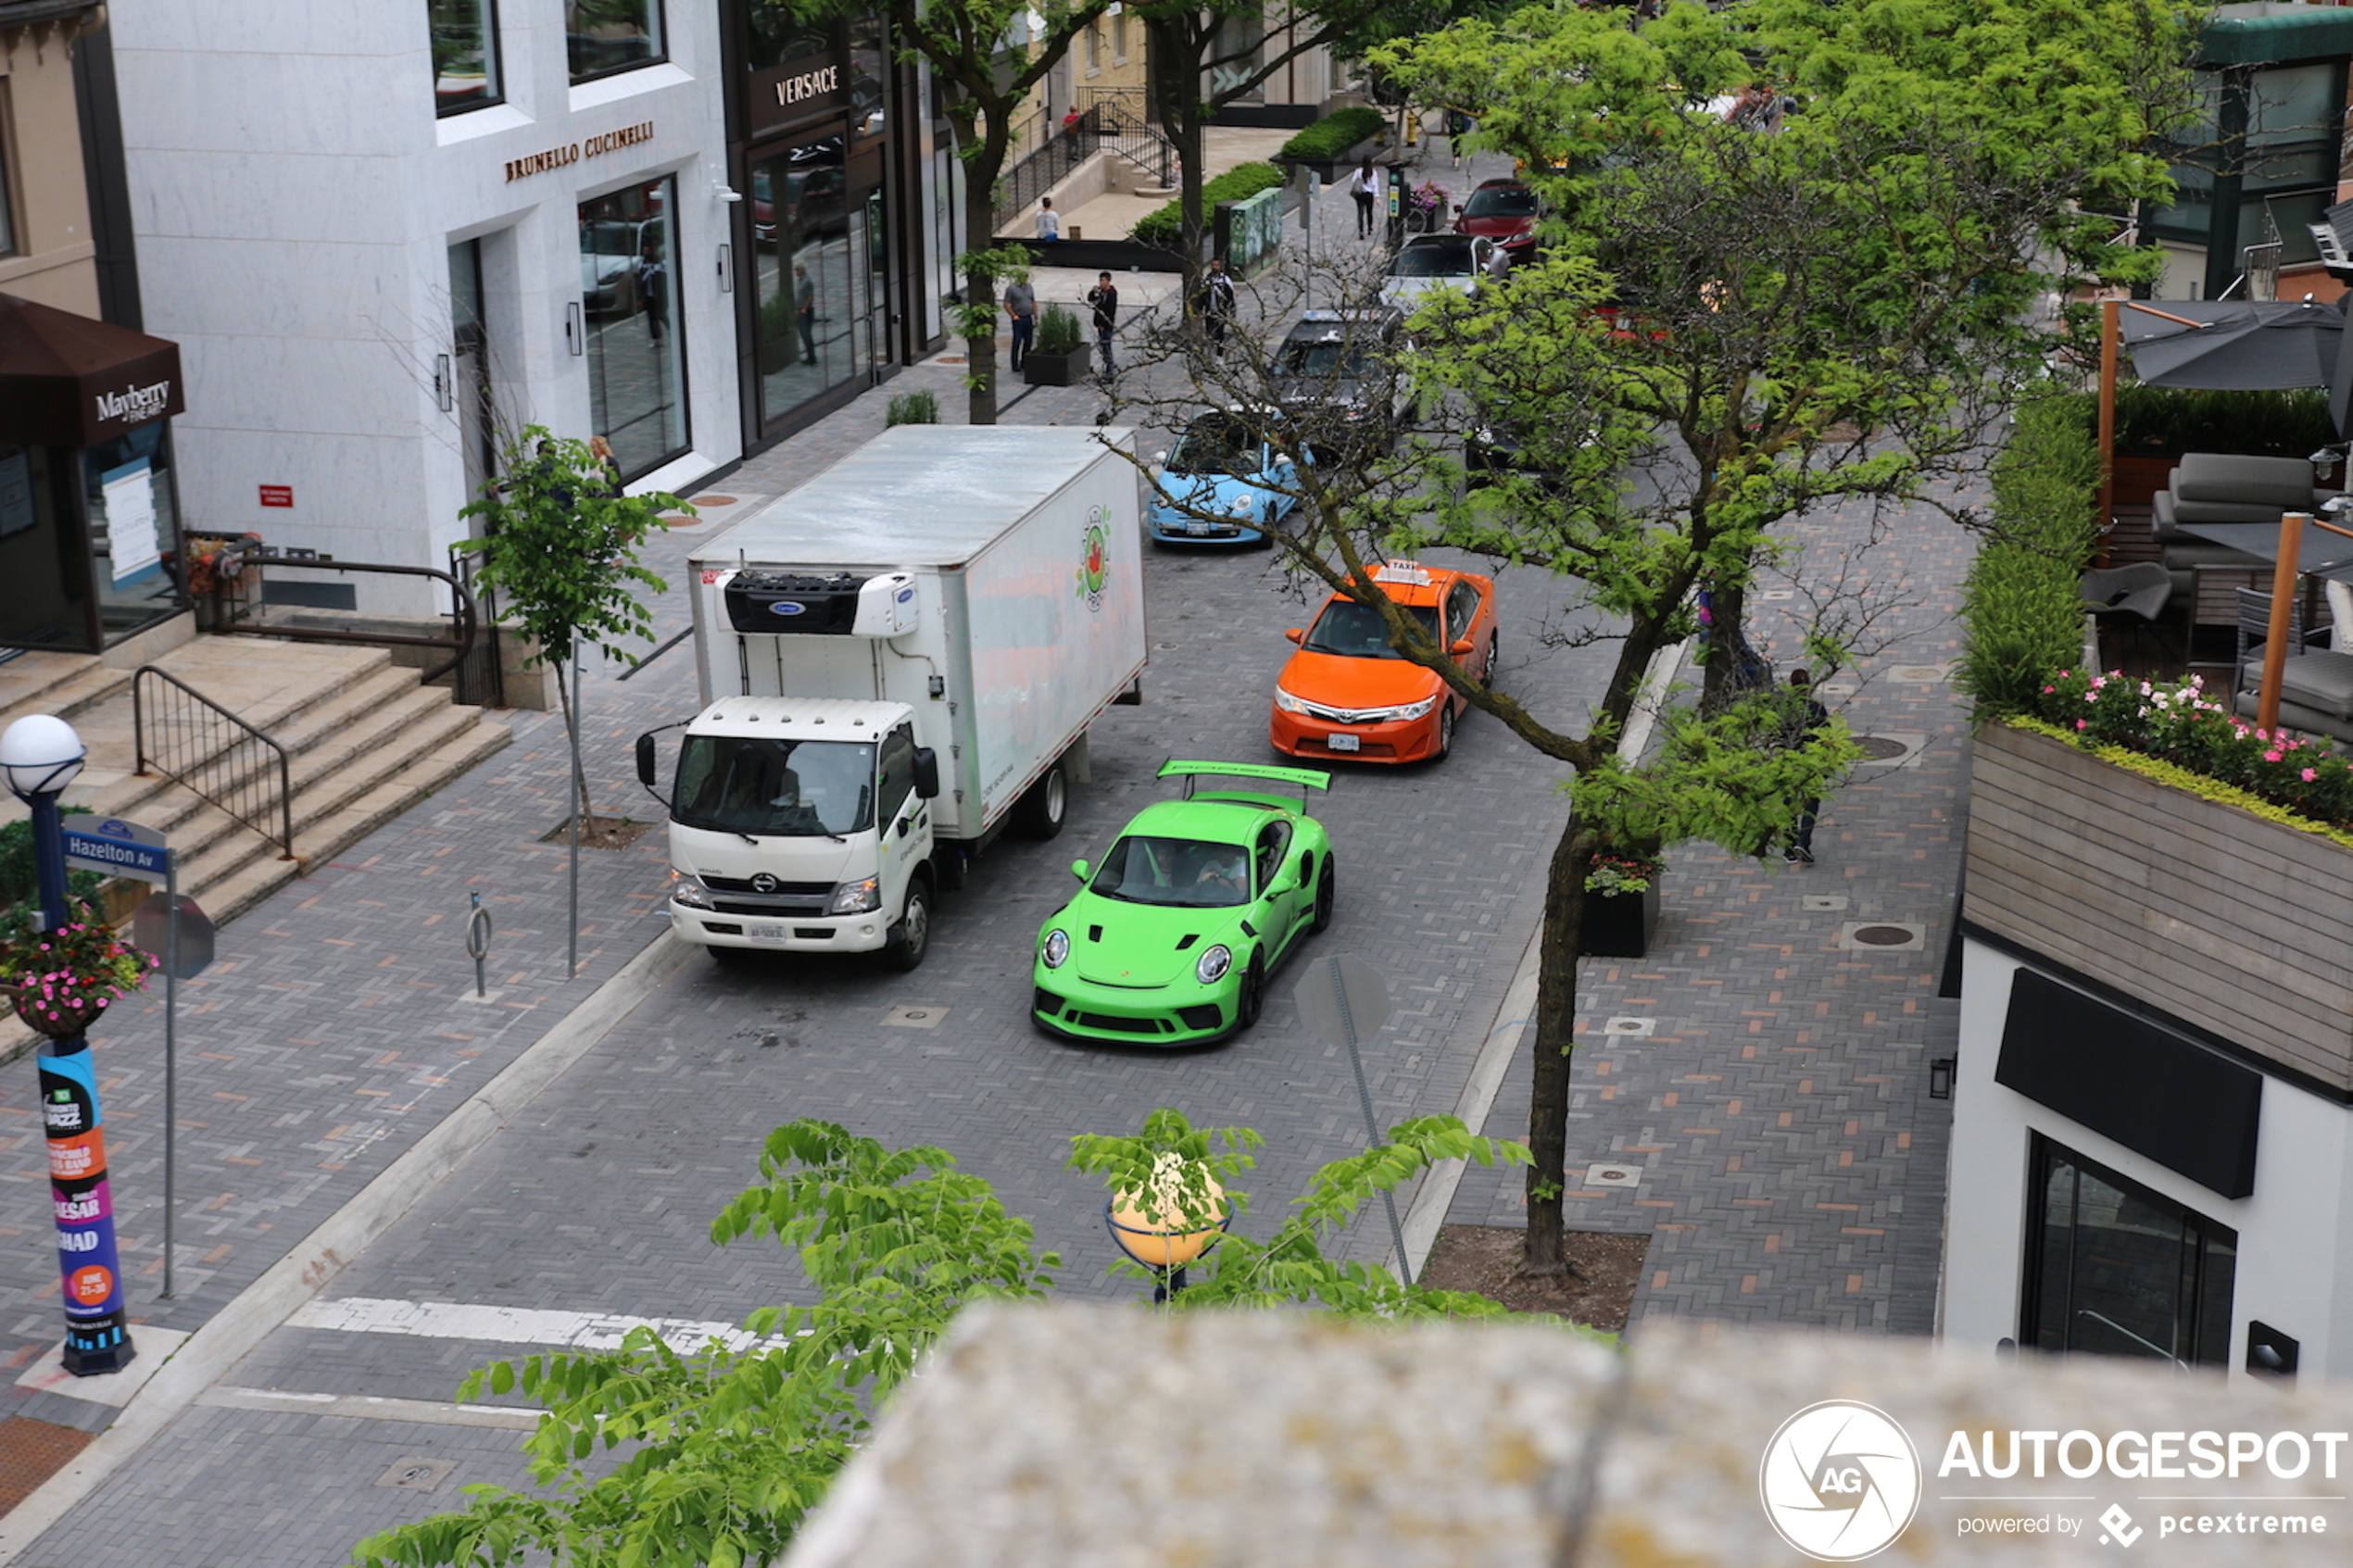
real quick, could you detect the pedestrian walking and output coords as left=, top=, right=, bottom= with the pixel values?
left=1002, top=270, right=1037, bottom=371
left=1780, top=668, right=1831, bottom=863
left=794, top=264, right=818, bottom=364
left=1036, top=196, right=1062, bottom=244
left=1447, top=109, right=1474, bottom=170
left=1086, top=271, right=1120, bottom=377
left=1193, top=257, right=1236, bottom=358
left=636, top=243, right=667, bottom=342
left=1348, top=157, right=1378, bottom=239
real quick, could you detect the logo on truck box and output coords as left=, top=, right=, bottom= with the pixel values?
left=1075, top=506, right=1113, bottom=614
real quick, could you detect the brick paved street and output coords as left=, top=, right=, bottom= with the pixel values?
left=0, top=157, right=1974, bottom=1564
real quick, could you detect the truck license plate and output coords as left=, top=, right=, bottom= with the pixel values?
left=747, top=923, right=790, bottom=942
left=1327, top=733, right=1360, bottom=753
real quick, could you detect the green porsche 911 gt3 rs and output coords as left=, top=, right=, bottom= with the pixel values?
left=1032, top=760, right=1337, bottom=1045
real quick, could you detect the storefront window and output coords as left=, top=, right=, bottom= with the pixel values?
left=569, top=0, right=665, bottom=83
left=745, top=2, right=831, bottom=74
left=0, top=445, right=79, bottom=648
left=2022, top=1138, right=2235, bottom=1367
left=579, top=178, right=688, bottom=479
left=752, top=136, right=871, bottom=426
left=429, top=0, right=501, bottom=115
left=849, top=10, right=887, bottom=138
left=83, top=424, right=184, bottom=642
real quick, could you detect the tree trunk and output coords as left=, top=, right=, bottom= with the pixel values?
left=1520, top=815, right=1595, bottom=1278
left=1700, top=575, right=1749, bottom=711
left=962, top=135, right=1010, bottom=427
left=550, top=647, right=593, bottom=834
left=1146, top=19, right=1206, bottom=295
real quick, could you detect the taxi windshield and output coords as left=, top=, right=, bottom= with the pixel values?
left=1090, top=834, right=1251, bottom=908
left=1302, top=599, right=1441, bottom=659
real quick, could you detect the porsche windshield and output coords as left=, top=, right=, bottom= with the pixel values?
left=1167, top=419, right=1262, bottom=477
left=1302, top=599, right=1441, bottom=659
left=673, top=735, right=875, bottom=837
left=1090, top=834, right=1251, bottom=908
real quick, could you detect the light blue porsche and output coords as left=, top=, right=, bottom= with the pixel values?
left=1146, top=411, right=1298, bottom=547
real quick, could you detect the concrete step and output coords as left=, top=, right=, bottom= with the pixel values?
left=0, top=654, right=132, bottom=726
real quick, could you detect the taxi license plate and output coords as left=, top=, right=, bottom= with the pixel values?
left=1327, top=734, right=1361, bottom=753
left=747, top=923, right=790, bottom=942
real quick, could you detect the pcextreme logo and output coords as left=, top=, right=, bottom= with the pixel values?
left=1759, top=1400, right=1923, bottom=1561
left=1074, top=507, right=1112, bottom=613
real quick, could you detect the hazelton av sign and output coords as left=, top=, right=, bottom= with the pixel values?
left=504, top=121, right=657, bottom=182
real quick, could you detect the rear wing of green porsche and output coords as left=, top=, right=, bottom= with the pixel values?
left=1159, top=759, right=1332, bottom=811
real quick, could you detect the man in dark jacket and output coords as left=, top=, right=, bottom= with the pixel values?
left=1193, top=257, right=1236, bottom=358
left=1086, top=272, right=1119, bottom=377
left=1780, top=668, right=1831, bottom=862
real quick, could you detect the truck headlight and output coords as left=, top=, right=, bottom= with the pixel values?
left=1273, top=687, right=1309, bottom=715
left=671, top=875, right=714, bottom=909
left=828, top=876, right=881, bottom=915
left=1196, top=944, right=1232, bottom=985
left=1042, top=929, right=1070, bottom=969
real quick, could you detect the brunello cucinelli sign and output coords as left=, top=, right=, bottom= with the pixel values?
left=503, top=121, right=657, bottom=183
left=750, top=51, right=845, bottom=133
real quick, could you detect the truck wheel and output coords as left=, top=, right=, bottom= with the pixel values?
left=885, top=880, right=933, bottom=972
left=1014, top=760, right=1068, bottom=840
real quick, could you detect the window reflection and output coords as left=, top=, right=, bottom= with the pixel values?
left=568, top=0, right=665, bottom=83
left=579, top=178, right=688, bottom=478
left=429, top=0, right=501, bottom=115
left=2024, top=1139, right=2235, bottom=1367
left=754, top=136, right=872, bottom=425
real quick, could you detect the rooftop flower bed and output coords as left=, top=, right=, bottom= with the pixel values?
left=2022, top=668, right=2353, bottom=842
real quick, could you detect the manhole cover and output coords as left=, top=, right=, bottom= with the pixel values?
left=1838, top=921, right=1926, bottom=952
left=881, top=1004, right=948, bottom=1029
left=375, top=1457, right=455, bottom=1492
left=1586, top=1163, right=1642, bottom=1188
left=1800, top=895, right=1848, bottom=912
left=935, top=355, right=967, bottom=364
left=1853, top=925, right=1914, bottom=946
left=1889, top=665, right=1949, bottom=683
left=1853, top=735, right=1910, bottom=760
left=1601, top=1017, right=1655, bottom=1037
left=689, top=495, right=739, bottom=506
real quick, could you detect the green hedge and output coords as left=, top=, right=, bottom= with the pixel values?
left=1955, top=395, right=2101, bottom=716
left=2114, top=386, right=2334, bottom=458
left=1277, top=106, right=1385, bottom=163
left=1130, top=162, right=1286, bottom=246
left=0, top=810, right=101, bottom=916
left=1038, top=303, right=1084, bottom=355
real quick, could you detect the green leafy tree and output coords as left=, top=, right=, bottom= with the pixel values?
left=348, top=1111, right=1526, bottom=1567
left=457, top=427, right=684, bottom=844
left=760, top=0, right=1116, bottom=423
left=1106, top=0, right=2193, bottom=1276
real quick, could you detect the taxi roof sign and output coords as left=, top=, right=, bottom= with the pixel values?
left=1372, top=560, right=1432, bottom=585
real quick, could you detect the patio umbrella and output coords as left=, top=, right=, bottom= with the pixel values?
left=2120, top=297, right=2347, bottom=390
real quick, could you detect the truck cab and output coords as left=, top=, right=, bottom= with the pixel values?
left=647, top=697, right=942, bottom=969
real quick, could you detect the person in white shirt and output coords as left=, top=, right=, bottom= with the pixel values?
left=1037, top=196, right=1062, bottom=244
left=1348, top=158, right=1378, bottom=239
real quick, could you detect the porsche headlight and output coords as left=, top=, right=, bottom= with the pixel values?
left=1042, top=929, right=1070, bottom=969
left=1273, top=686, right=1309, bottom=715
left=1196, top=944, right=1233, bottom=985
left=671, top=874, right=714, bottom=909
left=828, top=876, right=881, bottom=914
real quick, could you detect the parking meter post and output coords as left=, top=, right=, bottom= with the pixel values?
left=1327, top=955, right=1412, bottom=1286
left=1385, top=165, right=1405, bottom=250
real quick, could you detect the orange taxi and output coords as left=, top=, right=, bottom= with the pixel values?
left=1269, top=560, right=1498, bottom=764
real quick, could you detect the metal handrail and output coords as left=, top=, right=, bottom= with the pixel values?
left=204, top=556, right=481, bottom=688
left=132, top=666, right=297, bottom=860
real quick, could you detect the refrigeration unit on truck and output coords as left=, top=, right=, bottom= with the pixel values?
left=635, top=425, right=1148, bottom=971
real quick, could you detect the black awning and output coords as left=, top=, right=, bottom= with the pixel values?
left=0, top=291, right=183, bottom=446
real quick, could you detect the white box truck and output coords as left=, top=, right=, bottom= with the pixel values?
left=635, top=425, right=1147, bottom=971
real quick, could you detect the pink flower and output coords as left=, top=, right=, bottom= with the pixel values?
left=2304, top=768, right=2319, bottom=782
left=2266, top=751, right=2284, bottom=763
left=2077, top=719, right=2088, bottom=730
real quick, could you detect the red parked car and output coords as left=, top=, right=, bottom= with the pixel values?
left=1453, top=179, right=1542, bottom=260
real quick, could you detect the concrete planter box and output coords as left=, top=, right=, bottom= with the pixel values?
left=1964, top=721, right=2353, bottom=1095
left=1280, top=134, right=1390, bottom=188
left=1579, top=885, right=1659, bottom=959
left=1023, top=347, right=1090, bottom=387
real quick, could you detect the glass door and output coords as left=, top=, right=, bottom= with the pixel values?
left=448, top=240, right=495, bottom=504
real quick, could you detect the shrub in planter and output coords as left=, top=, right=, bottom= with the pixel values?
left=1579, top=847, right=1664, bottom=958
left=1037, top=304, right=1084, bottom=355
left=2113, top=386, right=2335, bottom=459
left=1277, top=106, right=1385, bottom=163
left=886, top=391, right=939, bottom=427
left=1024, top=305, right=1091, bottom=385
left=1131, top=163, right=1286, bottom=247
left=1955, top=395, right=2099, bottom=717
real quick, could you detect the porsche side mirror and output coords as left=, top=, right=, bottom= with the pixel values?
left=912, top=746, right=940, bottom=799
left=1266, top=875, right=1296, bottom=897
left=1070, top=859, right=1091, bottom=881
left=1285, top=627, right=1304, bottom=645
left=1451, top=637, right=1475, bottom=657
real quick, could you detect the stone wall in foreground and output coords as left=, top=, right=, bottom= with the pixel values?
left=784, top=1302, right=2353, bottom=1567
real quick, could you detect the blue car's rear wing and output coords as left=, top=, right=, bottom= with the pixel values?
left=1160, top=759, right=1332, bottom=810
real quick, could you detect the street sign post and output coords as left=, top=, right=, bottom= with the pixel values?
left=68, top=818, right=198, bottom=1300
left=1293, top=954, right=1412, bottom=1285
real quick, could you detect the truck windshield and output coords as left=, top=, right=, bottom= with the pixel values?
left=673, top=735, right=875, bottom=837
left=1090, top=835, right=1251, bottom=909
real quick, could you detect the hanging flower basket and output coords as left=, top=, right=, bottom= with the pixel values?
left=0, top=904, right=157, bottom=1039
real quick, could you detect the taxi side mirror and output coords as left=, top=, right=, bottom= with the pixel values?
left=1450, top=637, right=1475, bottom=657
left=1285, top=627, right=1304, bottom=645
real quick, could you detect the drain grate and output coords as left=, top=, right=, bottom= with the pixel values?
left=1601, top=1017, right=1655, bottom=1037
left=1839, top=921, right=1927, bottom=952
left=1585, top=1162, right=1642, bottom=1188
left=375, top=1457, right=455, bottom=1493
left=1853, top=736, right=1910, bottom=760
left=1800, top=895, right=1849, bottom=912
left=881, top=1005, right=948, bottom=1029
